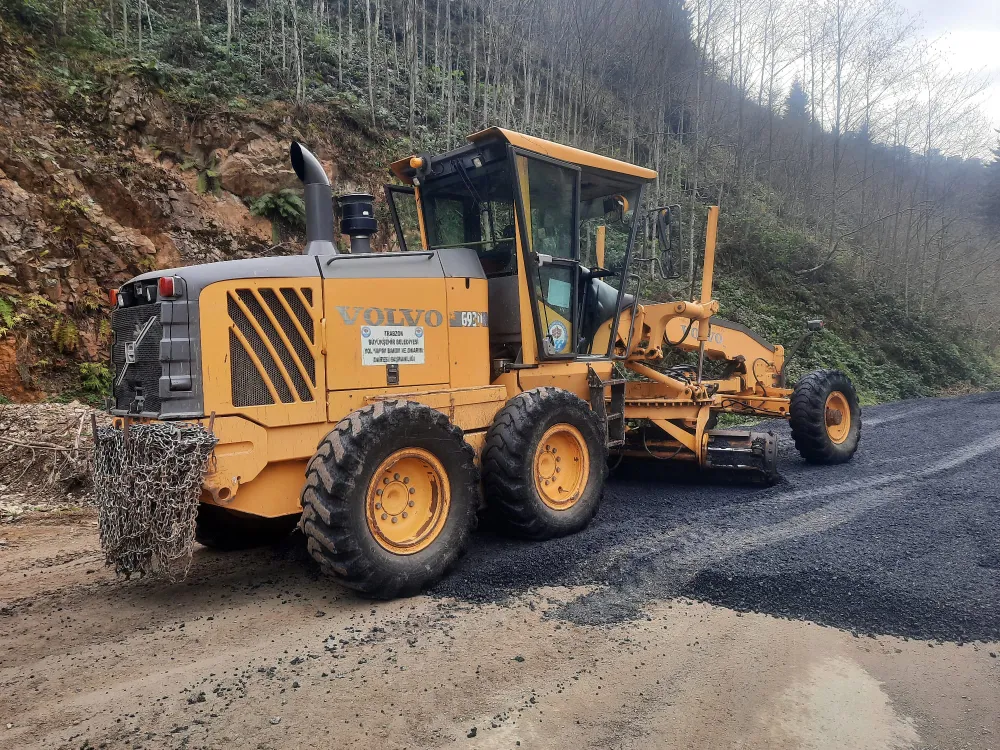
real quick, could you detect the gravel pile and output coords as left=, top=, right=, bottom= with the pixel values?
left=435, top=391, right=1000, bottom=643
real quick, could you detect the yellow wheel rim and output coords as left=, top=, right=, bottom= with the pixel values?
left=825, top=391, right=851, bottom=444
left=366, top=448, right=450, bottom=555
left=533, top=424, right=590, bottom=510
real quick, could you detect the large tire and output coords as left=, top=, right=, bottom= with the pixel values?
left=482, top=387, right=608, bottom=539
left=789, top=369, right=861, bottom=464
left=195, top=504, right=298, bottom=551
left=300, top=400, right=479, bottom=599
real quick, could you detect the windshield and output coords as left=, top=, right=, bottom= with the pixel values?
left=420, top=159, right=517, bottom=277
left=579, top=186, right=641, bottom=274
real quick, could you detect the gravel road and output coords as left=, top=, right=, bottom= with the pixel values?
left=1, top=393, right=998, bottom=749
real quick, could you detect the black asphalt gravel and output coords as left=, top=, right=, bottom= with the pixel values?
left=433, top=391, right=1000, bottom=643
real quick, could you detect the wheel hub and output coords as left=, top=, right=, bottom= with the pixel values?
left=533, top=424, right=589, bottom=510
left=824, top=391, right=851, bottom=444
left=366, top=448, right=450, bottom=554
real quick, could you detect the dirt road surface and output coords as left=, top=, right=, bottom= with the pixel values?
left=2, top=393, right=999, bottom=749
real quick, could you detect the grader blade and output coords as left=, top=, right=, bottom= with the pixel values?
left=703, top=429, right=779, bottom=485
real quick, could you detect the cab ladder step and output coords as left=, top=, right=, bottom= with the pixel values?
left=587, top=366, right=627, bottom=449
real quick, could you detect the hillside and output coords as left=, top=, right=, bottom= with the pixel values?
left=0, top=0, right=996, bottom=405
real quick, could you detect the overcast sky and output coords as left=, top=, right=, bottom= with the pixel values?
left=901, top=0, right=1000, bottom=132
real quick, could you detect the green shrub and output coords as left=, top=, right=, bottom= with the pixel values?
left=79, top=361, right=112, bottom=399
left=250, top=189, right=306, bottom=243
left=0, top=297, right=21, bottom=337
left=51, top=317, right=79, bottom=352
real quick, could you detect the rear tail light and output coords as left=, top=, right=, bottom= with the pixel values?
left=158, top=276, right=176, bottom=298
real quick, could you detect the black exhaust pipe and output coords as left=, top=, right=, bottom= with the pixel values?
left=290, top=142, right=337, bottom=256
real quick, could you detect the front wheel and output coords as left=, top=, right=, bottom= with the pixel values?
left=789, top=369, right=861, bottom=464
left=300, top=400, right=480, bottom=598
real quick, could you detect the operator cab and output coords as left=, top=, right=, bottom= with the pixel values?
left=386, top=128, right=657, bottom=370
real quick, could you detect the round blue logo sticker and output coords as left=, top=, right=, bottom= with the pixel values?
left=548, top=321, right=569, bottom=353
left=415, top=327, right=424, bottom=338
left=361, top=326, right=371, bottom=337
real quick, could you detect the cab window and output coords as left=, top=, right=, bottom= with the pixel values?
left=420, top=160, right=517, bottom=277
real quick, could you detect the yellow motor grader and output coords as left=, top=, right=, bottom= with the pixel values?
left=97, top=127, right=860, bottom=596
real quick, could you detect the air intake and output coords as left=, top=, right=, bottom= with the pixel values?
left=337, top=193, right=377, bottom=254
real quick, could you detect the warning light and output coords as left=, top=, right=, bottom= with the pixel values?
left=158, top=276, right=176, bottom=298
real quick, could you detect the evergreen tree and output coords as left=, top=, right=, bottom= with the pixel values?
left=784, top=78, right=809, bottom=120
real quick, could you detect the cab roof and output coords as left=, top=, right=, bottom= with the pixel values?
left=389, top=127, right=658, bottom=184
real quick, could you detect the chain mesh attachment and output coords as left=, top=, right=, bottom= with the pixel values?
left=93, top=421, right=218, bottom=578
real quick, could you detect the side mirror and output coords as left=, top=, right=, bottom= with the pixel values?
left=650, top=205, right=680, bottom=279
left=656, top=208, right=672, bottom=254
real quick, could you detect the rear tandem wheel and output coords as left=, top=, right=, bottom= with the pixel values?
left=299, top=400, right=480, bottom=598
left=482, top=387, right=608, bottom=540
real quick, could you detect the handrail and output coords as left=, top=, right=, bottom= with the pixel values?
left=326, top=251, right=435, bottom=264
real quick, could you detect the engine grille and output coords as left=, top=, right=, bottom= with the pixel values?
left=111, top=302, right=162, bottom=414
left=228, top=287, right=317, bottom=407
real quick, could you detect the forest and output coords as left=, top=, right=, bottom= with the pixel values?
left=2, top=0, right=1000, bottom=401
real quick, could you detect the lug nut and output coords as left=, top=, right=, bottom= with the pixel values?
left=402, top=512, right=408, bottom=519
left=403, top=477, right=409, bottom=484
left=381, top=513, right=388, bottom=520
left=376, top=489, right=383, bottom=496
left=408, top=500, right=415, bottom=507
left=391, top=517, right=398, bottom=524
left=394, top=473, right=400, bottom=480
left=409, top=488, right=416, bottom=494
left=375, top=502, right=382, bottom=509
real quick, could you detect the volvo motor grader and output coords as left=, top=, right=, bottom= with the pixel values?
left=99, top=128, right=860, bottom=596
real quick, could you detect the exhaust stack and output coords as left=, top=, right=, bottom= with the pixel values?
left=290, top=142, right=336, bottom=256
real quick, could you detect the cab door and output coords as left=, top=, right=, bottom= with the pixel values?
left=384, top=185, right=424, bottom=252
left=512, top=152, right=581, bottom=359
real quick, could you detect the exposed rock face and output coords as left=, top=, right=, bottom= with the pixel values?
left=105, top=78, right=337, bottom=201
left=0, top=40, right=329, bottom=399
left=0, top=21, right=388, bottom=401
left=219, top=137, right=337, bottom=199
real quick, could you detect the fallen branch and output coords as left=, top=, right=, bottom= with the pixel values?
left=0, top=437, right=83, bottom=453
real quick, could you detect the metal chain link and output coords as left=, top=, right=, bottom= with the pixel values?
left=93, top=422, right=218, bottom=579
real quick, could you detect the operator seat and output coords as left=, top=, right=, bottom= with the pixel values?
left=578, top=273, right=633, bottom=354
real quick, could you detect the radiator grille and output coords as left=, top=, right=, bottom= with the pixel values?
left=111, top=302, right=162, bottom=414
left=229, top=329, right=275, bottom=407
left=228, top=287, right=317, bottom=407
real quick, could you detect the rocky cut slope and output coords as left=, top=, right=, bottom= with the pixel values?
left=0, top=22, right=353, bottom=402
